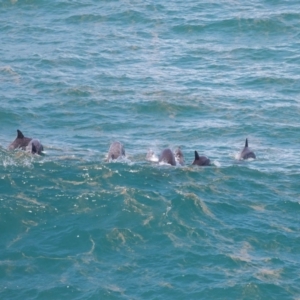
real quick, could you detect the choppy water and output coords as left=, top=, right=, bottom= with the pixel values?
left=1, top=0, right=300, bottom=299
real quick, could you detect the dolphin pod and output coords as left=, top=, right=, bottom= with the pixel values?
left=146, top=147, right=209, bottom=166
left=8, top=130, right=256, bottom=163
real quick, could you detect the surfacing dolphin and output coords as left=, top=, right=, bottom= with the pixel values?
left=26, top=139, right=44, bottom=155
left=8, top=130, right=44, bottom=155
left=174, top=147, right=185, bottom=166
left=8, top=130, right=33, bottom=151
left=107, top=141, right=125, bottom=161
left=159, top=148, right=176, bottom=166
left=239, top=138, right=256, bottom=160
left=192, top=151, right=210, bottom=166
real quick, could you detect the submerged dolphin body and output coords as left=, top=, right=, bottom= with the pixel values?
left=192, top=151, right=210, bottom=166
left=107, top=141, right=125, bottom=160
left=159, top=148, right=176, bottom=166
left=239, top=138, right=256, bottom=160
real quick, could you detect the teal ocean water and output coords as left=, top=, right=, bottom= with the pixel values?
left=1, top=0, right=300, bottom=299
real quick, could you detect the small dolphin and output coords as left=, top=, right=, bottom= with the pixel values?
left=239, top=138, right=256, bottom=160
left=107, top=141, right=125, bottom=160
left=159, top=148, right=176, bottom=166
left=174, top=147, right=185, bottom=165
left=8, top=129, right=32, bottom=151
left=26, top=139, right=44, bottom=155
left=192, top=151, right=210, bottom=166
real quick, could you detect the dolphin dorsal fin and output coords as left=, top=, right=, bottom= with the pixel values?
left=195, top=151, right=200, bottom=160
left=245, top=138, right=248, bottom=147
left=17, top=130, right=24, bottom=139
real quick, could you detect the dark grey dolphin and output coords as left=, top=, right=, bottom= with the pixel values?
left=192, top=151, right=210, bottom=166
left=174, top=147, right=185, bottom=166
left=239, top=138, right=256, bottom=160
left=26, top=139, right=44, bottom=155
left=159, top=148, right=176, bottom=166
left=8, top=129, right=32, bottom=151
left=107, top=141, right=125, bottom=160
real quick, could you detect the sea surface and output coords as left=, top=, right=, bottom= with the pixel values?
left=1, top=0, right=300, bottom=299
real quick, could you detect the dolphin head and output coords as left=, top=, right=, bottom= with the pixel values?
left=27, top=139, right=44, bottom=155
left=174, top=147, right=185, bottom=165
left=146, top=149, right=159, bottom=162
left=107, top=141, right=125, bottom=161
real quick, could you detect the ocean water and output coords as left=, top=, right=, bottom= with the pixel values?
left=1, top=0, right=300, bottom=299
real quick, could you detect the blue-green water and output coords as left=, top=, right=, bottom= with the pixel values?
left=1, top=0, right=300, bottom=299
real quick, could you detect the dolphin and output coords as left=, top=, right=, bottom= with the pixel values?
left=8, top=129, right=32, bottom=151
left=174, top=147, right=184, bottom=165
left=26, top=139, right=44, bottom=155
left=107, top=141, right=125, bottom=160
left=159, top=148, right=176, bottom=166
left=192, top=151, right=210, bottom=166
left=239, top=138, right=256, bottom=160
left=9, top=130, right=44, bottom=155
left=8, top=129, right=44, bottom=154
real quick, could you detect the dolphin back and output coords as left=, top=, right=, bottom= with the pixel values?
left=8, top=129, right=32, bottom=150
left=240, top=138, right=256, bottom=160
left=192, top=151, right=210, bottom=166
left=241, top=149, right=256, bottom=159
